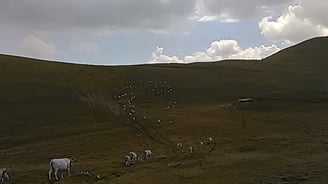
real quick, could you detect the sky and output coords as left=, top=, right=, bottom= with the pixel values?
left=0, top=0, right=327, bottom=65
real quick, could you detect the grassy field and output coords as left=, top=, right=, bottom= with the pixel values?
left=0, top=37, right=328, bottom=183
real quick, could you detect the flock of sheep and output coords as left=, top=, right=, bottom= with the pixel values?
left=122, top=136, right=216, bottom=169
left=123, top=149, right=153, bottom=167
left=175, top=136, right=216, bottom=154
left=112, top=80, right=177, bottom=124
left=0, top=80, right=216, bottom=182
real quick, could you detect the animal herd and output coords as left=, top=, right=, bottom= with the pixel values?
left=0, top=137, right=215, bottom=182
left=0, top=80, right=216, bottom=182
left=124, top=150, right=153, bottom=167
left=176, top=137, right=215, bottom=154
left=123, top=136, right=215, bottom=170
left=113, top=80, right=177, bottom=125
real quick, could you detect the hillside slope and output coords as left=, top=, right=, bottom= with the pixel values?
left=264, top=36, right=328, bottom=65
left=0, top=37, right=328, bottom=183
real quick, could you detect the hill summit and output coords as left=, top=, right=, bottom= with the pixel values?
left=264, top=36, right=328, bottom=65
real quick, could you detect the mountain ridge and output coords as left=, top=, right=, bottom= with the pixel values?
left=1, top=36, right=328, bottom=67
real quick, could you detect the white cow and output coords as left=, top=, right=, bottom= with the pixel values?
left=48, top=158, right=73, bottom=181
left=129, top=152, right=138, bottom=164
left=144, top=150, right=152, bottom=159
left=0, top=169, right=9, bottom=182
left=124, top=155, right=132, bottom=167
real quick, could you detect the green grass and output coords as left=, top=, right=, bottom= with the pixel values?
left=0, top=37, right=328, bottom=183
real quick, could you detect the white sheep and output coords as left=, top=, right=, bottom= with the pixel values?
left=188, top=146, right=193, bottom=155
left=177, top=143, right=183, bottom=149
left=144, top=150, right=152, bottom=159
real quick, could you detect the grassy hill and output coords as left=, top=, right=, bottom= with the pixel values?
left=0, top=37, right=328, bottom=183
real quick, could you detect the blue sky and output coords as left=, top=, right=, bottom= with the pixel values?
left=0, top=0, right=327, bottom=65
left=61, top=20, right=266, bottom=65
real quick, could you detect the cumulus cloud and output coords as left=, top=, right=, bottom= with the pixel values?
left=229, top=44, right=280, bottom=59
left=259, top=0, right=328, bottom=43
left=149, top=40, right=280, bottom=64
left=184, top=51, right=215, bottom=63
left=149, top=47, right=184, bottom=64
left=18, top=35, right=63, bottom=60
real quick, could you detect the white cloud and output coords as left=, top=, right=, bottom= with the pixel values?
left=70, top=42, right=100, bottom=56
left=18, top=35, right=63, bottom=60
left=149, top=40, right=280, bottom=64
left=184, top=51, right=216, bottom=63
left=259, top=1, right=328, bottom=43
left=149, top=47, right=184, bottom=64
left=230, top=44, right=280, bottom=59
left=206, top=40, right=240, bottom=58
left=193, top=9, right=240, bottom=23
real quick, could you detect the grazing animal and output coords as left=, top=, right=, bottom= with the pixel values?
left=188, top=146, right=193, bottom=154
left=208, top=137, right=214, bottom=144
left=0, top=169, right=9, bottom=182
left=207, top=137, right=216, bottom=150
left=200, top=141, right=204, bottom=146
left=144, top=150, right=152, bottom=159
left=129, top=152, right=138, bottom=164
left=177, top=143, right=183, bottom=149
left=48, top=158, right=73, bottom=181
left=124, top=155, right=132, bottom=167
